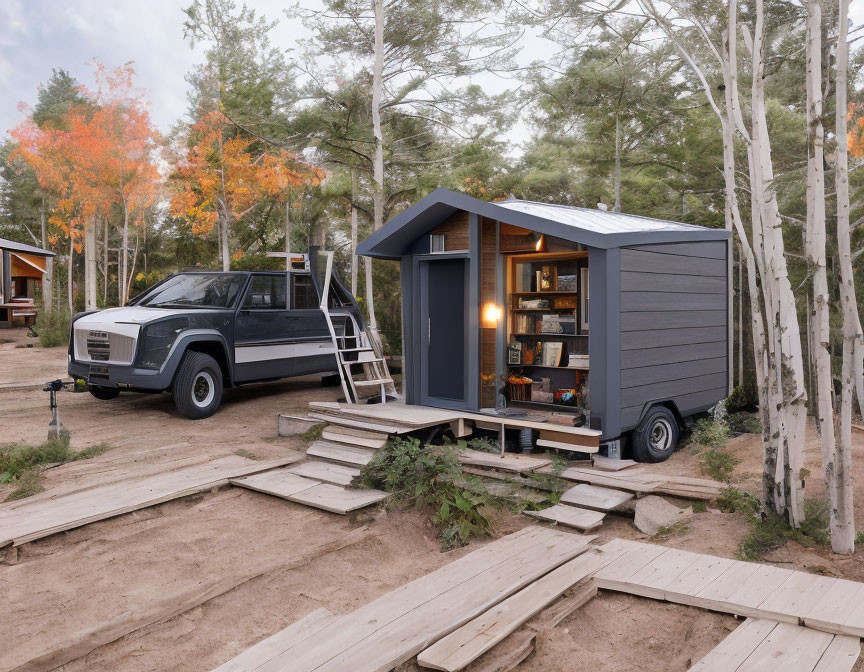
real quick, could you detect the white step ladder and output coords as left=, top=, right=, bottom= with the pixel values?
left=318, top=251, right=396, bottom=404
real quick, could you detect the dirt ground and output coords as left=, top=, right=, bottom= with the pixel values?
left=2, top=326, right=864, bottom=671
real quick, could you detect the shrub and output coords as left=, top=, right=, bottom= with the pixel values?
left=728, top=412, right=762, bottom=435
left=34, top=308, right=71, bottom=348
left=690, top=417, right=731, bottom=451
left=726, top=384, right=759, bottom=413
left=5, top=471, right=44, bottom=501
left=699, top=447, right=740, bottom=482
left=0, top=432, right=110, bottom=482
left=356, top=436, right=498, bottom=550
left=738, top=499, right=829, bottom=561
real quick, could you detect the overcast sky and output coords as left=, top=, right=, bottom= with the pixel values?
left=2, top=1, right=862, bottom=149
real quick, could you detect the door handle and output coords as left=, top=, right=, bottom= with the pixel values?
left=428, top=317, right=431, bottom=346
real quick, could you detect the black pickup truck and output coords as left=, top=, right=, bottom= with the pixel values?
left=68, top=268, right=362, bottom=418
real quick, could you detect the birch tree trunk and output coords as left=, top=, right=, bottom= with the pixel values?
left=805, top=0, right=837, bottom=514
left=371, top=0, right=385, bottom=232
left=350, top=171, right=359, bottom=297
left=751, top=0, right=807, bottom=524
left=103, top=216, right=109, bottom=306
left=614, top=112, right=621, bottom=212
left=84, top=218, right=98, bottom=311
left=220, top=211, right=231, bottom=271
left=285, top=190, right=291, bottom=255
left=67, top=240, right=74, bottom=316
left=40, top=199, right=52, bottom=315
left=833, top=0, right=858, bottom=554
left=121, top=203, right=130, bottom=306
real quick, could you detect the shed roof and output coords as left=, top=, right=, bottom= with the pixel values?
left=357, top=188, right=729, bottom=259
left=0, top=237, right=55, bottom=257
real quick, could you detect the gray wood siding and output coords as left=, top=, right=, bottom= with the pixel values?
left=619, top=242, right=728, bottom=429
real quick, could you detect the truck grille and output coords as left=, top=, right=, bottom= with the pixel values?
left=74, top=329, right=136, bottom=365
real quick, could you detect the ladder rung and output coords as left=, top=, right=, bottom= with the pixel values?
left=353, top=378, right=394, bottom=387
left=344, top=357, right=385, bottom=365
left=339, top=347, right=375, bottom=353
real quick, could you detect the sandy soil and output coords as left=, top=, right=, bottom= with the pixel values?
left=2, top=327, right=864, bottom=671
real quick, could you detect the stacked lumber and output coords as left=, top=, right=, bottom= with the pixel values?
left=556, top=466, right=724, bottom=500
left=0, top=455, right=301, bottom=548
left=687, top=618, right=859, bottom=672
left=209, top=527, right=594, bottom=672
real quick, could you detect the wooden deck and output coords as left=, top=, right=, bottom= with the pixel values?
left=308, top=401, right=601, bottom=451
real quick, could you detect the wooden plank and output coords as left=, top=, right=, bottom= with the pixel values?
left=620, top=372, right=728, bottom=408
left=620, top=248, right=726, bottom=276
left=322, top=425, right=390, bottom=441
left=804, top=580, right=864, bottom=635
left=621, top=342, right=727, bottom=370
left=230, top=471, right=321, bottom=498
left=524, top=504, right=605, bottom=531
left=621, top=357, right=727, bottom=389
left=687, top=618, right=778, bottom=671
left=620, top=326, right=727, bottom=351
left=592, top=542, right=668, bottom=584
left=811, top=633, right=861, bottom=672
left=213, top=609, right=338, bottom=672
left=590, top=455, right=637, bottom=471
left=0, top=456, right=300, bottom=548
left=308, top=413, right=408, bottom=435
left=464, top=629, right=535, bottom=672
left=536, top=439, right=598, bottom=454
left=255, top=527, right=593, bottom=672
left=288, top=461, right=362, bottom=487
left=615, top=548, right=702, bottom=600
left=559, top=484, right=633, bottom=511
left=526, top=581, right=598, bottom=631
left=557, top=468, right=662, bottom=494
left=417, top=544, right=631, bottom=671
left=458, top=449, right=551, bottom=474
left=662, top=554, right=737, bottom=600
left=756, top=572, right=837, bottom=622
left=625, top=241, right=728, bottom=260
left=621, top=310, right=726, bottom=332
left=306, top=441, right=377, bottom=466
left=288, top=483, right=390, bottom=514
left=621, top=271, right=726, bottom=294
left=735, top=621, right=834, bottom=672
left=321, top=429, right=387, bottom=450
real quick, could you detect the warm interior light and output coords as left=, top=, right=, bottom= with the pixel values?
left=535, top=235, right=544, bottom=251
left=482, top=302, right=502, bottom=328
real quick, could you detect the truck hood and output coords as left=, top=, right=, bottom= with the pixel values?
left=73, top=307, right=178, bottom=339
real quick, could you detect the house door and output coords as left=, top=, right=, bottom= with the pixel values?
left=420, top=258, right=468, bottom=408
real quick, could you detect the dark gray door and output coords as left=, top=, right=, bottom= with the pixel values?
left=420, top=258, right=468, bottom=407
left=234, top=273, right=295, bottom=382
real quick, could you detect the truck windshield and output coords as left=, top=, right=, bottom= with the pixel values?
left=138, top=274, right=245, bottom=309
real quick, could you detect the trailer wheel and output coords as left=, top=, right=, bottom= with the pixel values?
left=89, top=385, right=119, bottom=400
left=632, top=406, right=679, bottom=463
left=173, top=351, right=223, bottom=419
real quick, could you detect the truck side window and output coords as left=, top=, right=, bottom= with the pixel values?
left=292, top=274, right=318, bottom=309
left=243, top=274, right=286, bottom=309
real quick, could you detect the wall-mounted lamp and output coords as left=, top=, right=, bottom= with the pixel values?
left=535, top=234, right=544, bottom=251
left=482, top=302, right=503, bottom=328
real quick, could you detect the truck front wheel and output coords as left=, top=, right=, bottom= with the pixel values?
left=173, top=351, right=223, bottom=419
left=631, top=406, right=679, bottom=463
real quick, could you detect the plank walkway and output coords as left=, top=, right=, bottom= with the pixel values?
left=555, top=467, right=723, bottom=500
left=523, top=504, right=605, bottom=531
left=0, top=455, right=300, bottom=548
left=230, top=470, right=389, bottom=515
left=306, top=441, right=377, bottom=467
left=417, top=542, right=629, bottom=671
left=687, top=618, right=859, bottom=671
left=287, top=461, right=361, bottom=486
left=209, top=527, right=594, bottom=672
left=591, top=540, right=864, bottom=637
left=559, top=484, right=634, bottom=511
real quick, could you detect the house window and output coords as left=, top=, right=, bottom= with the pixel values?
left=430, top=233, right=446, bottom=253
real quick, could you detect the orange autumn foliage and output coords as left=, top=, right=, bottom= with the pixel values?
left=848, top=103, right=864, bottom=159
left=170, top=111, right=325, bottom=239
left=10, top=62, right=160, bottom=250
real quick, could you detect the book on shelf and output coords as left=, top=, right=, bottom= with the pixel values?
left=568, top=354, right=589, bottom=368
left=558, top=274, right=577, bottom=291
left=540, top=314, right=576, bottom=334
left=541, top=341, right=564, bottom=367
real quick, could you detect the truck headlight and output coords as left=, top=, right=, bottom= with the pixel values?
left=135, top=318, right=189, bottom=369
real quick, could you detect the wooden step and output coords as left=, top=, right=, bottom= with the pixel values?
left=306, top=440, right=377, bottom=466
left=230, top=469, right=389, bottom=514
left=353, top=378, right=394, bottom=387
left=524, top=504, right=605, bottom=531
left=323, top=425, right=390, bottom=442
left=308, top=412, right=407, bottom=435
left=591, top=455, right=638, bottom=471
left=560, top=484, right=634, bottom=512
left=321, top=429, right=387, bottom=450
left=288, top=461, right=362, bottom=486
left=458, top=449, right=552, bottom=474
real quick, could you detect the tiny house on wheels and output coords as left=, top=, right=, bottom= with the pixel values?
left=357, top=189, right=731, bottom=462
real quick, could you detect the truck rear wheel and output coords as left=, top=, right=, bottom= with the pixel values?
left=173, top=351, right=223, bottom=419
left=632, top=406, right=679, bottom=463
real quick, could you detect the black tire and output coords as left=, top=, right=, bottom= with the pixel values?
left=89, top=385, right=120, bottom=400
left=631, top=406, right=679, bottom=463
left=172, top=351, right=223, bottom=419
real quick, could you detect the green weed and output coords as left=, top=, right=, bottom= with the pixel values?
left=234, top=449, right=259, bottom=460
left=652, top=519, right=690, bottom=540
left=690, top=417, right=731, bottom=451
left=699, top=448, right=740, bottom=482
left=738, top=499, right=830, bottom=561
left=5, top=471, right=44, bottom=501
left=356, top=436, right=502, bottom=550
left=299, top=423, right=325, bottom=442
left=692, top=501, right=708, bottom=513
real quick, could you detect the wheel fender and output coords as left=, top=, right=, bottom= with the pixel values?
left=634, top=400, right=683, bottom=428
left=162, top=330, right=234, bottom=387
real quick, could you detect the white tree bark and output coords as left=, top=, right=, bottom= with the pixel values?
left=350, top=171, right=359, bottom=296
left=40, top=199, right=53, bottom=315
left=833, top=0, right=858, bottom=554
left=614, top=112, right=622, bottom=212
left=805, top=0, right=837, bottom=512
left=84, top=217, right=98, bottom=311
left=371, top=0, right=385, bottom=232
left=67, top=239, right=74, bottom=315
left=121, top=203, right=130, bottom=305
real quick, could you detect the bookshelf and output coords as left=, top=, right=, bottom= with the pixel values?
left=505, top=251, right=589, bottom=411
